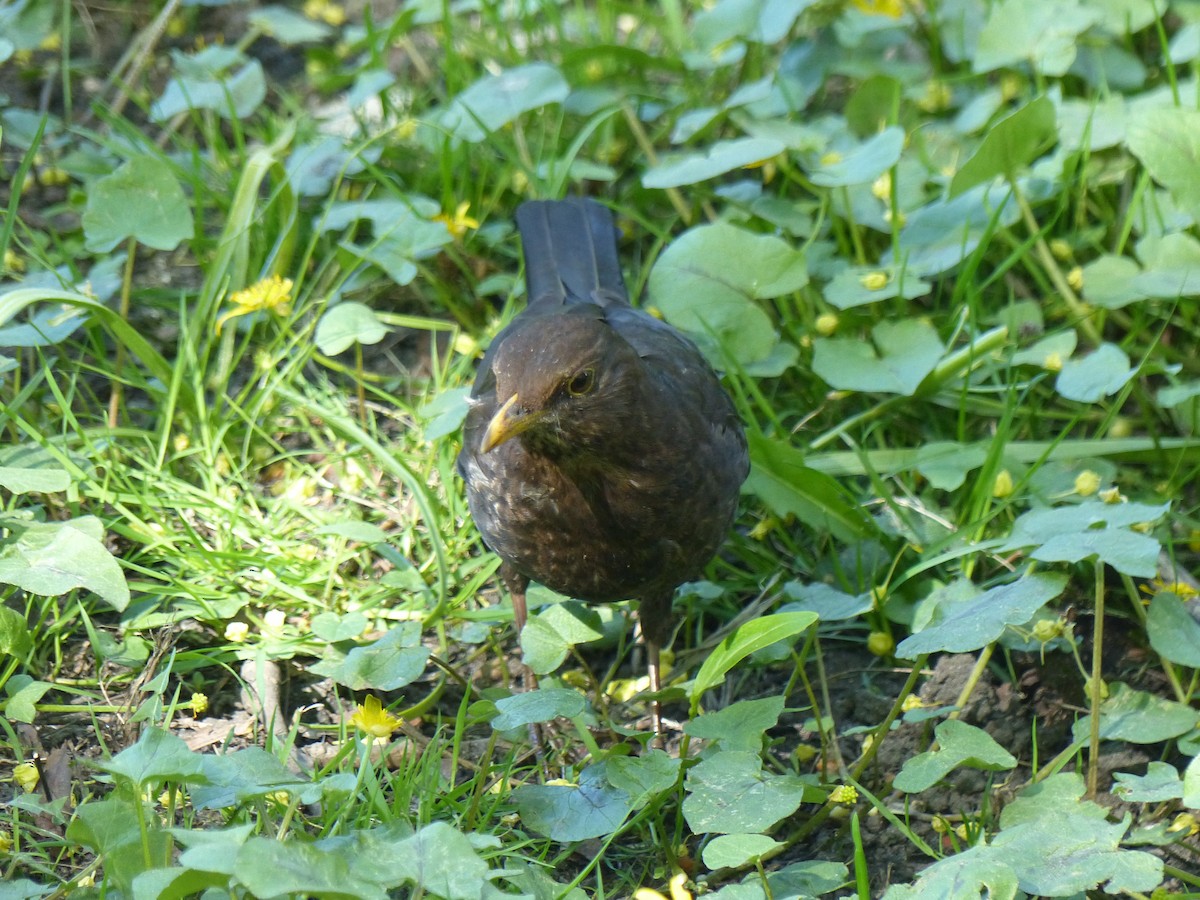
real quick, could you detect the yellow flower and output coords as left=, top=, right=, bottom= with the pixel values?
left=852, top=0, right=905, bottom=17
left=14, top=762, right=40, bottom=793
left=3, top=249, right=23, bottom=273
left=748, top=515, right=778, bottom=540
left=1049, top=239, right=1072, bottom=261
left=992, top=469, right=1014, bottom=498
left=1043, top=351, right=1063, bottom=372
left=828, top=784, right=858, bottom=805
left=434, top=201, right=480, bottom=238
left=917, top=80, right=953, bottom=113
left=224, top=621, right=250, bottom=643
left=999, top=73, right=1023, bottom=102
left=216, top=274, right=294, bottom=335
left=871, top=172, right=892, bottom=201
left=1169, top=812, right=1199, bottom=836
left=814, top=312, right=839, bottom=336
left=0, top=830, right=11, bottom=853
left=189, top=692, right=209, bottom=716
left=350, top=695, right=401, bottom=739
left=263, top=608, right=287, bottom=631
left=394, top=117, right=419, bottom=140
left=37, top=167, right=70, bottom=187
left=634, top=873, right=692, bottom=900
left=900, top=693, right=926, bottom=712
left=867, top=631, right=894, bottom=656
left=1074, top=470, right=1101, bottom=496
left=931, top=815, right=951, bottom=834
left=1031, top=618, right=1065, bottom=642
left=303, top=0, right=346, bottom=25
left=859, top=271, right=890, bottom=291
left=1098, top=486, right=1125, bottom=504
left=1066, top=266, right=1083, bottom=291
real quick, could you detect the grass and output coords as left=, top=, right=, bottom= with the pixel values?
left=3, top=0, right=1200, bottom=897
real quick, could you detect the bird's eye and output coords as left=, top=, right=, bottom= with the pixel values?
left=566, top=368, right=596, bottom=396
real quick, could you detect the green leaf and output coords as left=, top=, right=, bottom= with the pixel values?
left=1002, top=500, right=1167, bottom=577
left=823, top=265, right=931, bottom=309
left=233, top=836, right=387, bottom=900
left=643, top=137, right=783, bottom=189
left=1147, top=592, right=1200, bottom=667
left=692, top=612, right=817, bottom=701
left=606, top=751, right=681, bottom=809
left=0, top=604, right=32, bottom=660
left=437, top=63, right=570, bottom=143
left=807, top=127, right=904, bottom=188
left=913, top=441, right=990, bottom=491
left=521, top=601, right=606, bottom=675
left=4, top=675, right=52, bottom=724
left=151, top=60, right=266, bottom=120
left=314, top=302, right=390, bottom=355
left=82, top=156, right=194, bottom=253
left=812, top=318, right=946, bottom=396
left=1112, top=762, right=1184, bottom=803
left=744, top=432, right=878, bottom=544
left=1055, top=342, right=1134, bottom=402
left=387, top=823, right=494, bottom=899
left=1080, top=255, right=1146, bottom=309
left=248, top=4, right=333, bottom=43
left=0, top=465, right=70, bottom=494
left=780, top=582, right=874, bottom=621
left=189, top=748, right=313, bottom=811
left=649, top=221, right=804, bottom=366
left=684, top=697, right=785, bottom=752
left=896, top=573, right=1067, bottom=657
left=950, top=97, right=1058, bottom=196
left=310, top=623, right=430, bottom=691
left=101, top=727, right=209, bottom=787
left=0, top=518, right=130, bottom=611
left=682, top=751, right=818, bottom=835
left=702, top=834, right=784, bottom=870
left=993, top=774, right=1163, bottom=895
left=514, top=765, right=632, bottom=840
left=310, top=610, right=370, bottom=643
left=880, top=847, right=1021, bottom=900
left=1072, top=682, right=1199, bottom=744
left=1127, top=108, right=1200, bottom=217
left=974, top=0, right=1100, bottom=76
left=893, top=720, right=1018, bottom=793
left=491, top=687, right=588, bottom=730
left=1184, top=754, right=1200, bottom=808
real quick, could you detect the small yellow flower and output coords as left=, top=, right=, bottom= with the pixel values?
left=1131, top=521, right=1153, bottom=534
left=999, top=73, right=1023, bottom=102
left=303, top=0, right=346, bottom=25
left=634, top=872, right=692, bottom=900
left=1108, top=417, right=1132, bottom=439
left=793, top=743, right=818, bottom=764
left=3, top=249, right=23, bottom=273
left=434, top=201, right=480, bottom=238
left=1169, top=812, right=1199, bottom=836
left=900, top=693, right=926, bottom=712
left=828, top=784, right=858, bottom=805
left=748, top=515, right=777, bottom=540
left=871, top=172, right=892, bottom=201
left=14, top=762, right=40, bottom=793
left=1031, top=618, right=1065, bottom=643
left=851, top=0, right=905, bottom=17
left=1098, top=486, right=1125, bottom=504
left=216, top=274, right=294, bottom=335
left=931, top=815, right=951, bottom=834
left=882, top=208, right=906, bottom=228
left=263, top=608, right=287, bottom=631
left=350, top=695, right=401, bottom=739
left=394, top=117, right=419, bottom=140
left=1074, top=470, right=1101, bottom=496
left=1043, top=352, right=1063, bottom=372
left=814, top=312, right=839, bottom=336
left=1066, top=266, right=1084, bottom=292
left=0, top=830, right=11, bottom=853
left=860, top=271, right=890, bottom=291
left=917, top=80, right=953, bottom=113
left=166, top=14, right=188, bottom=38
left=37, top=167, right=70, bottom=187
left=189, top=692, right=209, bottom=716
left=992, top=469, right=1014, bottom=498
left=1049, top=239, right=1072, bottom=261
left=39, top=32, right=62, bottom=51
left=1189, top=530, right=1200, bottom=553
left=867, top=631, right=894, bottom=656
left=954, top=823, right=971, bottom=841
left=265, top=790, right=291, bottom=805
left=224, top=621, right=250, bottom=643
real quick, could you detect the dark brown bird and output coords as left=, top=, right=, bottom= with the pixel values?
left=458, top=197, right=748, bottom=736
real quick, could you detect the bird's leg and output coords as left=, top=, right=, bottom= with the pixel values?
left=647, top=639, right=664, bottom=748
left=502, top=566, right=547, bottom=759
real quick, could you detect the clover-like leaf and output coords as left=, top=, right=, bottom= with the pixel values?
left=315, top=302, right=390, bottom=355
left=491, top=687, right=588, bottom=731
left=1055, top=342, right=1134, bottom=402
left=643, top=137, right=784, bottom=189
left=82, top=156, right=194, bottom=253
left=812, top=318, right=945, bottom=396
left=514, top=765, right=632, bottom=840
left=437, top=63, right=569, bottom=143
left=950, top=96, right=1058, bottom=196
left=893, top=720, right=1018, bottom=793
left=807, top=127, right=904, bottom=188
left=1147, top=591, right=1200, bottom=667
left=682, top=751, right=819, bottom=835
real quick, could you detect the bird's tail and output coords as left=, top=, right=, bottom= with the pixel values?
left=516, top=197, right=628, bottom=308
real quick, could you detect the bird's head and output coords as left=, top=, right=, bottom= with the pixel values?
left=479, top=312, right=640, bottom=455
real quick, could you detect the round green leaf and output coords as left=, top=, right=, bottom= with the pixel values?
left=315, top=302, right=389, bottom=355
left=642, top=137, right=784, bottom=189
left=82, top=156, right=194, bottom=253
left=702, top=833, right=783, bottom=870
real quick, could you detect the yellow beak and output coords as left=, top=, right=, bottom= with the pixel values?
left=480, top=393, right=545, bottom=453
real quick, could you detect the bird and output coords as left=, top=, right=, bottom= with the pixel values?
left=457, top=197, right=748, bottom=738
